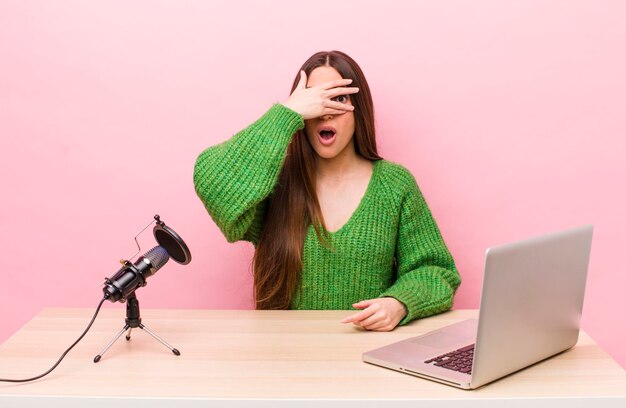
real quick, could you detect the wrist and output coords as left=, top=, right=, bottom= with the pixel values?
left=279, top=101, right=300, bottom=117
left=386, top=296, right=408, bottom=318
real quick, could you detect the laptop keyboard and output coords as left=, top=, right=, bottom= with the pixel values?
left=424, top=344, right=474, bottom=374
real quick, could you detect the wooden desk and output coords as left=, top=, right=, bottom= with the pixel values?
left=1, top=308, right=625, bottom=407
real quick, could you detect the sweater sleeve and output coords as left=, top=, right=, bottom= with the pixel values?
left=193, top=104, right=304, bottom=244
left=379, top=172, right=461, bottom=325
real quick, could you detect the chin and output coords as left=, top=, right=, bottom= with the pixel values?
left=312, top=146, right=341, bottom=160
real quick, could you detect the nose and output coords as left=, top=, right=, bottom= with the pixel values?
left=321, top=113, right=333, bottom=121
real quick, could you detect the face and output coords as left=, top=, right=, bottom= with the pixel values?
left=304, top=66, right=356, bottom=162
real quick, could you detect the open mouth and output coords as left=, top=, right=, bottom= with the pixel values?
left=318, top=127, right=337, bottom=145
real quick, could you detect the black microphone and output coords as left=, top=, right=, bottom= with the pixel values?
left=0, top=214, right=191, bottom=382
left=102, top=215, right=192, bottom=303
left=103, top=246, right=170, bottom=302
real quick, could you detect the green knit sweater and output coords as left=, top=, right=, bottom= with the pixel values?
left=194, top=104, right=461, bottom=324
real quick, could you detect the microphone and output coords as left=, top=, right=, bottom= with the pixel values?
left=0, top=214, right=191, bottom=382
left=102, top=215, right=191, bottom=303
left=102, top=246, right=170, bottom=302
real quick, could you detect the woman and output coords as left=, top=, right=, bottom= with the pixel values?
left=194, top=50, right=460, bottom=331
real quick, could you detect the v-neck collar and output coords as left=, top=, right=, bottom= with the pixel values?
left=324, top=159, right=380, bottom=235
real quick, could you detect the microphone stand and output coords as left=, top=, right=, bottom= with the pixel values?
left=93, top=292, right=180, bottom=363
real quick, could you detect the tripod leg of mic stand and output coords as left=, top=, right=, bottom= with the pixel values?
left=139, top=324, right=181, bottom=356
left=94, top=325, right=130, bottom=363
left=126, top=327, right=133, bottom=341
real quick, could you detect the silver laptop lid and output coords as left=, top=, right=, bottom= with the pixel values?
left=471, top=225, right=593, bottom=388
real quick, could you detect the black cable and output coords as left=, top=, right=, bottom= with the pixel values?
left=0, top=297, right=107, bottom=383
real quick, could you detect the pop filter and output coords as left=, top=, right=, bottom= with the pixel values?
left=153, top=215, right=192, bottom=265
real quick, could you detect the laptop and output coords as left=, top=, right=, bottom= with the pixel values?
left=362, top=225, right=593, bottom=389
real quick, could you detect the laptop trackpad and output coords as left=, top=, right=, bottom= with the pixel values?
left=410, top=319, right=477, bottom=351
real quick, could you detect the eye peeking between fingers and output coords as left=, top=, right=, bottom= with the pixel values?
left=331, top=95, right=350, bottom=104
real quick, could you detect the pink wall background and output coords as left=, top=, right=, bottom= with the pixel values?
left=1, top=1, right=625, bottom=369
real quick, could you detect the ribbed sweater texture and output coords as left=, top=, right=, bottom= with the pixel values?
left=194, top=104, right=461, bottom=324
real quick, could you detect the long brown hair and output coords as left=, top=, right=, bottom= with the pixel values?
left=253, top=51, right=382, bottom=309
